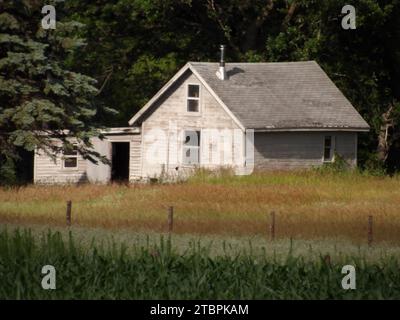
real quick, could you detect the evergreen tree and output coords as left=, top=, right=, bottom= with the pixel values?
left=0, top=0, right=110, bottom=183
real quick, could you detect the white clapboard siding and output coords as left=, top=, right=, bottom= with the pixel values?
left=140, top=70, right=245, bottom=178
left=34, top=133, right=142, bottom=184
left=34, top=148, right=88, bottom=184
left=129, top=134, right=142, bottom=180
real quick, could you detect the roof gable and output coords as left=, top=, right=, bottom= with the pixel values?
left=128, top=63, right=244, bottom=130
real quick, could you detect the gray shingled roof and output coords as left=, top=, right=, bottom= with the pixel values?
left=190, top=61, right=369, bottom=130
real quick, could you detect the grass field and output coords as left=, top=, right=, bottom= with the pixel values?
left=1, top=228, right=400, bottom=299
left=0, top=170, right=400, bottom=244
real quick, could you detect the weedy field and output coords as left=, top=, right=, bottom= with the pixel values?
left=1, top=170, right=400, bottom=299
left=0, top=170, right=400, bottom=244
left=1, top=228, right=400, bottom=299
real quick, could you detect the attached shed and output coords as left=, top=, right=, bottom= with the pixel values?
left=34, top=128, right=141, bottom=184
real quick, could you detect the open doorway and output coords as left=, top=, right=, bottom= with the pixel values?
left=111, top=142, right=130, bottom=182
left=15, top=148, right=34, bottom=184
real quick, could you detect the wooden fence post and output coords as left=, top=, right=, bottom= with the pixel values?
left=168, top=206, right=174, bottom=233
left=66, top=200, right=72, bottom=227
left=368, top=215, right=373, bottom=246
left=324, top=254, right=331, bottom=267
left=270, top=211, right=275, bottom=241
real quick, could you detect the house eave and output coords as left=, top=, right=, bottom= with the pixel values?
left=101, top=127, right=141, bottom=135
left=253, top=127, right=370, bottom=132
left=33, top=127, right=141, bottom=137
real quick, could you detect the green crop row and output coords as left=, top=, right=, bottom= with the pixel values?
left=0, top=228, right=399, bottom=299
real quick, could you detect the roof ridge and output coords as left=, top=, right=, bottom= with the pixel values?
left=189, top=61, right=317, bottom=64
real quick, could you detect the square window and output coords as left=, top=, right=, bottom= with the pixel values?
left=64, top=157, right=78, bottom=168
left=188, top=84, right=199, bottom=98
left=187, top=99, right=199, bottom=112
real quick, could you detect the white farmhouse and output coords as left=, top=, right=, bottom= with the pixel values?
left=34, top=48, right=369, bottom=183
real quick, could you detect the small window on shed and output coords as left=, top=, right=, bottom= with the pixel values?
left=323, top=136, right=335, bottom=162
left=63, top=146, right=78, bottom=169
left=187, top=84, right=200, bottom=112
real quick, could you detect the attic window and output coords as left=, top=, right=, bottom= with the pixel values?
left=63, top=146, right=78, bottom=169
left=183, top=130, right=200, bottom=165
left=187, top=84, right=200, bottom=112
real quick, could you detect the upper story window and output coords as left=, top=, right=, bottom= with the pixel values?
left=323, top=136, right=335, bottom=162
left=187, top=84, right=200, bottom=112
left=183, top=130, right=200, bottom=165
left=63, top=145, right=78, bottom=169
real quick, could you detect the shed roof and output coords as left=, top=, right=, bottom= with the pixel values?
left=189, top=61, right=369, bottom=131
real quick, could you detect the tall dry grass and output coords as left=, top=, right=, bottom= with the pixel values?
left=1, top=170, right=400, bottom=243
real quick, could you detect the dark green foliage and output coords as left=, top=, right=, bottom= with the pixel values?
left=316, top=152, right=353, bottom=174
left=0, top=155, right=17, bottom=185
left=0, top=1, right=113, bottom=184
left=267, top=0, right=400, bottom=171
left=0, top=229, right=400, bottom=299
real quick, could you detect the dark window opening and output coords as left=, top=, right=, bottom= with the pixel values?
left=188, top=84, right=199, bottom=98
left=63, top=145, right=78, bottom=169
left=64, top=158, right=77, bottom=168
left=323, top=136, right=333, bottom=162
left=187, top=99, right=199, bottom=112
left=187, top=84, right=200, bottom=112
left=111, top=142, right=130, bottom=182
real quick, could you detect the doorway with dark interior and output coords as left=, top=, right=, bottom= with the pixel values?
left=16, top=148, right=34, bottom=185
left=111, top=142, right=130, bottom=182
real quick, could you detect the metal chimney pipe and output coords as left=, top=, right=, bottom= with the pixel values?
left=218, top=45, right=227, bottom=80
left=220, top=45, right=226, bottom=67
